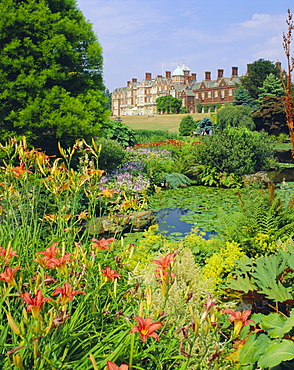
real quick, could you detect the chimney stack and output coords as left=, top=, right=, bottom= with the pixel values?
left=191, top=73, right=197, bottom=81
left=132, top=78, right=137, bottom=83
left=157, top=75, right=162, bottom=78
left=217, top=69, right=224, bottom=80
left=166, top=71, right=171, bottom=78
left=127, top=81, right=131, bottom=87
left=231, top=66, right=238, bottom=78
left=145, top=72, right=152, bottom=80
left=205, top=71, right=211, bottom=81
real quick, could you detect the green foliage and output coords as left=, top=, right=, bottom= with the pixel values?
left=180, top=106, right=188, bottom=113
left=156, top=95, right=182, bottom=114
left=0, top=0, right=108, bottom=153
left=133, top=129, right=181, bottom=144
left=217, top=105, right=255, bottom=130
left=253, top=96, right=288, bottom=135
left=161, top=172, right=192, bottom=189
left=100, top=120, right=136, bottom=147
left=193, top=127, right=276, bottom=176
left=96, top=138, right=126, bottom=172
left=241, top=58, right=280, bottom=99
left=232, top=86, right=257, bottom=109
left=179, top=115, right=197, bottom=136
left=219, top=186, right=294, bottom=257
left=257, top=73, right=285, bottom=104
left=197, top=103, right=203, bottom=113
left=203, top=105, right=209, bottom=113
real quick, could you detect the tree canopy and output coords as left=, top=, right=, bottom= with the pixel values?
left=217, top=105, right=255, bottom=131
left=257, top=73, right=284, bottom=104
left=0, top=0, right=109, bottom=153
left=240, top=59, right=280, bottom=100
left=156, top=95, right=182, bottom=114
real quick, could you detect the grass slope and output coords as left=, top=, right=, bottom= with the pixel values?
left=112, top=113, right=211, bottom=132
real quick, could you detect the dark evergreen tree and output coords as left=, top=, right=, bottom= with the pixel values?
left=241, top=59, right=280, bottom=100
left=253, top=96, right=288, bottom=135
left=232, top=86, right=257, bottom=109
left=0, top=0, right=109, bottom=153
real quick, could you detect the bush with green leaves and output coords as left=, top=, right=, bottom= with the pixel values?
left=96, top=138, right=126, bottom=173
left=133, top=129, right=181, bottom=144
left=100, top=120, right=136, bottom=147
left=179, top=115, right=197, bottom=136
left=217, top=105, right=255, bottom=131
left=193, top=127, right=277, bottom=176
left=225, top=244, right=294, bottom=369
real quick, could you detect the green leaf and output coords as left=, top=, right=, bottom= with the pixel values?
left=258, top=340, right=294, bottom=368
left=239, top=333, right=271, bottom=366
left=260, top=313, right=286, bottom=338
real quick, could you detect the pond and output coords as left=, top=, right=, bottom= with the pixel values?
left=151, top=182, right=294, bottom=239
left=155, top=207, right=218, bottom=239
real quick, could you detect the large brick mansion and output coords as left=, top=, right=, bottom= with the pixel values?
left=111, top=63, right=241, bottom=116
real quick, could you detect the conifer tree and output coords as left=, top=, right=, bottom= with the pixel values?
left=232, top=86, right=257, bottom=109
left=0, top=0, right=109, bottom=153
left=257, top=73, right=284, bottom=104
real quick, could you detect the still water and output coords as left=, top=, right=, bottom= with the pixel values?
left=155, top=207, right=218, bottom=239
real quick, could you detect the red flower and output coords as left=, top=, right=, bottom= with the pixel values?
left=101, top=266, right=121, bottom=281
left=46, top=254, right=73, bottom=269
left=20, top=290, right=52, bottom=319
left=52, top=283, right=85, bottom=305
left=152, top=252, right=175, bottom=270
left=107, top=361, right=129, bottom=370
left=91, top=237, right=116, bottom=251
left=130, top=316, right=163, bottom=343
left=0, top=245, right=19, bottom=264
left=223, top=309, right=254, bottom=336
left=0, top=266, right=21, bottom=287
left=37, top=242, right=60, bottom=258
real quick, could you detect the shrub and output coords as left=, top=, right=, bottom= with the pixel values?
left=217, top=105, right=255, bottom=130
left=193, top=127, right=277, bottom=176
left=179, top=115, right=197, bottom=136
left=96, top=138, right=126, bottom=172
left=99, top=120, right=136, bottom=147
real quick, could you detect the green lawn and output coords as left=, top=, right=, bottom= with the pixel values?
left=112, top=113, right=210, bottom=132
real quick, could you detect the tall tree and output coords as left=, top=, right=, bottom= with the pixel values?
left=0, top=0, right=109, bottom=153
left=217, top=105, right=255, bottom=131
left=241, top=59, right=280, bottom=100
left=257, top=73, right=284, bottom=104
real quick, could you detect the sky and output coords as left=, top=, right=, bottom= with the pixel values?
left=75, top=0, right=293, bottom=92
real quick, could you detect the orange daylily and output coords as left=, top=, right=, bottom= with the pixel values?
left=152, top=252, right=176, bottom=270
left=20, top=290, right=52, bottom=319
left=99, top=187, right=117, bottom=198
left=46, top=254, right=73, bottom=269
left=37, top=242, right=60, bottom=258
left=0, top=266, right=21, bottom=287
left=52, top=283, right=85, bottom=305
left=9, top=162, right=32, bottom=178
left=130, top=316, right=163, bottom=343
left=107, top=361, right=129, bottom=370
left=223, top=309, right=254, bottom=336
left=91, top=237, right=116, bottom=251
left=101, top=266, right=121, bottom=281
left=0, top=246, right=19, bottom=264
